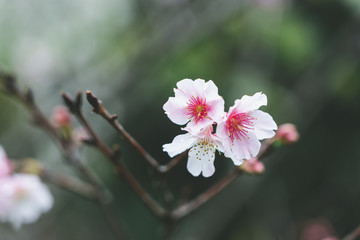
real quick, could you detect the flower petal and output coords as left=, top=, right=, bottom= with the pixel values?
left=227, top=131, right=261, bottom=164
left=186, top=117, right=214, bottom=132
left=163, top=96, right=189, bottom=125
left=233, top=92, right=267, bottom=113
left=201, top=151, right=216, bottom=177
left=207, top=97, right=225, bottom=123
left=250, top=110, right=277, bottom=140
left=187, top=144, right=202, bottom=177
left=163, top=133, right=196, bottom=158
left=176, top=78, right=200, bottom=98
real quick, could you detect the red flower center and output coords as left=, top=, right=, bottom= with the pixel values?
left=226, top=112, right=255, bottom=141
left=186, top=96, right=208, bottom=123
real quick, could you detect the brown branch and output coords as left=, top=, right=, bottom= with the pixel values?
left=85, top=90, right=185, bottom=173
left=0, top=73, right=124, bottom=240
left=62, top=91, right=167, bottom=219
left=170, top=138, right=277, bottom=220
left=171, top=169, right=240, bottom=220
left=40, top=168, right=99, bottom=201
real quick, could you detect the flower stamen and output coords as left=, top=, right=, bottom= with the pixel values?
left=226, top=112, right=255, bottom=141
left=186, top=96, right=208, bottom=123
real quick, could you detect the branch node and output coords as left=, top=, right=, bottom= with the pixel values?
left=86, top=90, right=102, bottom=114
left=61, top=91, right=76, bottom=113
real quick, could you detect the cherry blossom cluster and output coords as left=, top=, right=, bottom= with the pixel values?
left=0, top=146, right=53, bottom=229
left=163, top=79, right=277, bottom=177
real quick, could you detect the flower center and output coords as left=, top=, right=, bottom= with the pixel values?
left=189, top=139, right=217, bottom=161
left=226, top=112, right=255, bottom=141
left=186, top=96, right=208, bottom=123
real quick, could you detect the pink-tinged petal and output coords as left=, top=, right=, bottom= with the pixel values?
left=186, top=117, right=214, bottom=132
left=163, top=97, right=189, bottom=125
left=176, top=78, right=199, bottom=98
left=207, top=97, right=225, bottom=123
left=204, top=80, right=219, bottom=96
left=250, top=110, right=277, bottom=140
left=233, top=92, right=268, bottom=113
left=228, top=132, right=261, bottom=164
left=163, top=133, right=196, bottom=158
left=192, top=79, right=207, bottom=97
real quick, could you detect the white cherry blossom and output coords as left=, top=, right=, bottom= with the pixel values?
left=163, top=126, right=224, bottom=177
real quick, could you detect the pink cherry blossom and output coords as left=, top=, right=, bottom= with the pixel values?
left=0, top=174, right=53, bottom=229
left=0, top=146, right=12, bottom=179
left=217, top=92, right=277, bottom=165
left=163, top=78, right=225, bottom=132
left=163, top=126, right=224, bottom=177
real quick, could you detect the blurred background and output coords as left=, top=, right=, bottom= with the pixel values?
left=1, top=0, right=360, bottom=239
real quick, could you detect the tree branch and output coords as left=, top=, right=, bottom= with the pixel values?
left=85, top=90, right=185, bottom=173
left=62, top=91, right=167, bottom=219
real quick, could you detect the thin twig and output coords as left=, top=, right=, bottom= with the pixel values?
left=170, top=139, right=277, bottom=220
left=40, top=168, right=99, bottom=201
left=62, top=91, right=167, bottom=219
left=0, top=73, right=124, bottom=240
left=171, top=169, right=240, bottom=220
left=85, top=90, right=185, bottom=173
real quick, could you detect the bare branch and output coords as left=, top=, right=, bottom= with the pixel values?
left=63, top=91, right=167, bottom=219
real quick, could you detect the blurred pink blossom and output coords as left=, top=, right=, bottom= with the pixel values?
left=275, top=123, right=299, bottom=144
left=240, top=157, right=265, bottom=174
left=0, top=174, right=53, bottom=229
left=52, top=105, right=72, bottom=127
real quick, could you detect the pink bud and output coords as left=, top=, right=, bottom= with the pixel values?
left=240, top=157, right=265, bottom=174
left=52, top=106, right=72, bottom=127
left=275, top=123, right=299, bottom=144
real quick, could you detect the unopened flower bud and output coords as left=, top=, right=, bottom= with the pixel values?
left=275, top=123, right=299, bottom=144
left=52, top=106, right=72, bottom=127
left=240, top=157, right=265, bottom=174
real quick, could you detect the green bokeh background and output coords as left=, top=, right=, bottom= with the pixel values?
left=1, top=0, right=360, bottom=239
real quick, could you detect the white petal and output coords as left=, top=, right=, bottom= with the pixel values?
left=201, top=149, right=216, bottom=178
left=163, top=133, right=196, bottom=158
left=250, top=110, right=277, bottom=140
left=163, top=96, right=189, bottom=125
left=187, top=144, right=202, bottom=177
left=233, top=92, right=268, bottom=113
